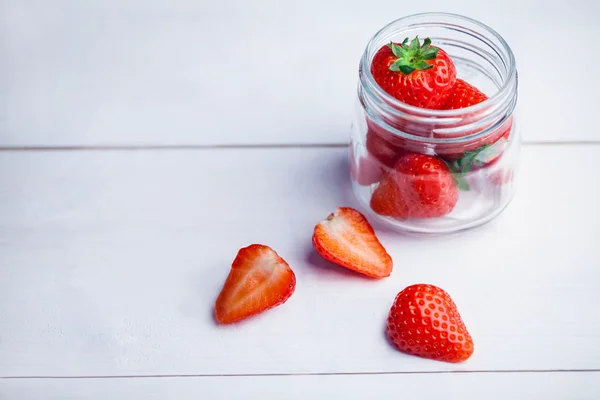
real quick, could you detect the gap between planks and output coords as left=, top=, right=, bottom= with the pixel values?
left=2, top=369, right=600, bottom=380
left=1, top=139, right=597, bottom=381
left=0, top=141, right=598, bottom=152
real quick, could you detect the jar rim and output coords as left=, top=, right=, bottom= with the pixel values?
left=360, top=12, right=517, bottom=117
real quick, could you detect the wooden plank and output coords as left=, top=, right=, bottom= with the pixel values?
left=1, top=0, right=598, bottom=146
left=0, top=145, right=599, bottom=377
left=2, top=372, right=600, bottom=400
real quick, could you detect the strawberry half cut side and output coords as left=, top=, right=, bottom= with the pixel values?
left=215, top=244, right=296, bottom=324
left=312, top=207, right=393, bottom=278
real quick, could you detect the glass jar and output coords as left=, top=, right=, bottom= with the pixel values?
left=350, top=12, right=519, bottom=234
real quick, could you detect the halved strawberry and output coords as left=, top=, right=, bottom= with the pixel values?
left=215, top=244, right=296, bottom=324
left=312, top=207, right=393, bottom=278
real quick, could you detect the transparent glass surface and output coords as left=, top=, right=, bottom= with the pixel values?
left=350, top=12, right=520, bottom=234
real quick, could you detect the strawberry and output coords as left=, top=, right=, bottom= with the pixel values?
left=369, top=170, right=409, bottom=217
left=435, top=78, right=513, bottom=164
left=438, top=117, right=513, bottom=170
left=215, top=244, right=296, bottom=324
left=365, top=128, right=405, bottom=170
left=440, top=78, right=488, bottom=110
left=370, top=36, right=457, bottom=109
left=312, top=207, right=393, bottom=278
left=387, top=284, right=474, bottom=363
left=370, top=153, right=459, bottom=218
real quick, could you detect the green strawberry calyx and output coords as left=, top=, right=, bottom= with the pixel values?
left=447, top=164, right=471, bottom=192
left=388, top=36, right=438, bottom=75
left=445, top=140, right=508, bottom=191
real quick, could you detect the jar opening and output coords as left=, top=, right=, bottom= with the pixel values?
left=358, top=12, right=518, bottom=145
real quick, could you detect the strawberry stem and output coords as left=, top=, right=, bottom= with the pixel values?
left=446, top=162, right=470, bottom=191
left=444, top=141, right=508, bottom=191
left=388, top=36, right=438, bottom=75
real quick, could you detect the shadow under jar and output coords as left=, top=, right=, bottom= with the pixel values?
left=350, top=12, right=520, bottom=234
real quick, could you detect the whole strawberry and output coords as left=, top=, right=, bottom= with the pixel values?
left=366, top=128, right=404, bottom=169
left=436, top=79, right=513, bottom=165
left=440, top=78, right=488, bottom=110
left=370, top=153, right=459, bottom=218
left=387, top=284, right=474, bottom=363
left=370, top=36, right=457, bottom=109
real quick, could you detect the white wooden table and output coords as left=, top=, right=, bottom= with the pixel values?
left=1, top=1, right=599, bottom=399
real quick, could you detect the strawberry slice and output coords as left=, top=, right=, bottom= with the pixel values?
left=215, top=244, right=296, bottom=324
left=312, top=207, right=393, bottom=278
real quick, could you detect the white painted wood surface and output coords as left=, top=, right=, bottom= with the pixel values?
left=2, top=2, right=600, bottom=393
left=1, top=145, right=599, bottom=382
left=3, top=372, right=600, bottom=399
left=1, top=0, right=598, bottom=146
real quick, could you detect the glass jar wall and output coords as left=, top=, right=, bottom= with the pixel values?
left=350, top=12, right=519, bottom=234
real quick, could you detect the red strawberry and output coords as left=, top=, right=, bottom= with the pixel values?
left=370, top=36, right=457, bottom=109
left=369, top=171, right=409, bottom=217
left=437, top=116, right=513, bottom=168
left=435, top=78, right=513, bottom=163
left=365, top=129, right=405, bottom=169
left=440, top=78, right=488, bottom=110
left=312, top=207, right=393, bottom=278
left=370, top=153, right=459, bottom=219
left=387, top=284, right=474, bottom=363
left=215, top=244, right=296, bottom=324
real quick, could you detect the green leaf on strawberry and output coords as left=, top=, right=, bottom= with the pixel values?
left=446, top=161, right=471, bottom=192
left=444, top=140, right=508, bottom=191
left=450, top=168, right=471, bottom=192
left=387, top=36, right=439, bottom=75
left=372, top=36, right=457, bottom=108
left=389, top=42, right=406, bottom=58
left=456, top=145, right=488, bottom=174
left=409, top=36, right=421, bottom=50
left=473, top=139, right=507, bottom=166
left=445, top=145, right=490, bottom=191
